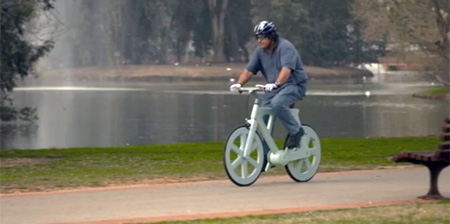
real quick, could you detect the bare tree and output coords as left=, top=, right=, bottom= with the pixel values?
left=353, top=0, right=449, bottom=85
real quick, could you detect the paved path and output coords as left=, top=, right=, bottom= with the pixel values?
left=1, top=168, right=449, bottom=224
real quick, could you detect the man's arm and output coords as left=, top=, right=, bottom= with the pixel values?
left=275, top=67, right=292, bottom=85
left=236, top=69, right=254, bottom=85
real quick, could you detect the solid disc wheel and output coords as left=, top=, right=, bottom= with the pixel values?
left=223, top=125, right=265, bottom=186
left=285, top=125, right=321, bottom=182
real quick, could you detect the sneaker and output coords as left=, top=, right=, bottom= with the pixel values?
left=286, top=128, right=304, bottom=149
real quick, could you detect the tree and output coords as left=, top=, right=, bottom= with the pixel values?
left=208, top=0, right=229, bottom=62
left=251, top=0, right=382, bottom=67
left=193, top=3, right=213, bottom=62
left=353, top=0, right=449, bottom=85
left=0, top=0, right=54, bottom=121
left=172, top=1, right=201, bottom=63
left=224, top=0, right=252, bottom=62
left=1, top=0, right=54, bottom=93
left=112, top=0, right=155, bottom=65
left=251, top=0, right=309, bottom=60
left=300, top=0, right=355, bottom=66
left=48, top=0, right=120, bottom=67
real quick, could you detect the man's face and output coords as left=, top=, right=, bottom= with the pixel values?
left=256, top=34, right=271, bottom=49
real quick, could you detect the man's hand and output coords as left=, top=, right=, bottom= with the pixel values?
left=229, top=83, right=242, bottom=92
left=263, top=83, right=278, bottom=92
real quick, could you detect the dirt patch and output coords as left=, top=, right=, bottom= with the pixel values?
left=0, top=158, right=59, bottom=167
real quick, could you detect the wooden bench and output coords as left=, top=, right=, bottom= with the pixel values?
left=392, top=117, right=450, bottom=199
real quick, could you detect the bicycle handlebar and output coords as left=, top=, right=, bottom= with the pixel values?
left=238, top=85, right=265, bottom=94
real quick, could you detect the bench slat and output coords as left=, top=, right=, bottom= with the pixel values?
left=442, top=125, right=450, bottom=133
left=441, top=133, right=450, bottom=141
left=413, top=153, right=434, bottom=161
left=392, top=151, right=437, bottom=163
left=438, top=143, right=450, bottom=150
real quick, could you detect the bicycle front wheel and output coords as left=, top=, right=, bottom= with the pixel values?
left=223, top=125, right=265, bottom=186
left=285, top=124, right=321, bottom=182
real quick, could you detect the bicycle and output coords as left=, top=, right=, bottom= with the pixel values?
left=223, top=86, right=321, bottom=186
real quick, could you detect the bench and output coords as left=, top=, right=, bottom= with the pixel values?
left=392, top=117, right=450, bottom=199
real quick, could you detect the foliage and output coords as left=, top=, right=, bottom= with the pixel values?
left=208, top=0, right=229, bottom=62
left=9, top=0, right=446, bottom=73
left=353, top=0, right=449, bottom=85
left=193, top=3, right=213, bottom=60
left=224, top=0, right=252, bottom=62
left=0, top=100, right=38, bottom=121
left=0, top=0, right=54, bottom=121
left=48, top=0, right=249, bottom=65
left=46, top=0, right=381, bottom=66
left=0, top=0, right=54, bottom=93
left=252, top=0, right=385, bottom=67
left=172, top=1, right=201, bottom=63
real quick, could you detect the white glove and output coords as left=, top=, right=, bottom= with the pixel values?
left=229, top=83, right=242, bottom=92
left=263, top=83, right=278, bottom=92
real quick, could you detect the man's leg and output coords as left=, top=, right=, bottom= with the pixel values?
left=270, top=86, right=302, bottom=135
left=269, top=85, right=305, bottom=148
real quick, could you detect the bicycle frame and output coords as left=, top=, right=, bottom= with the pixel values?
left=241, top=88, right=308, bottom=167
left=224, top=86, right=321, bottom=185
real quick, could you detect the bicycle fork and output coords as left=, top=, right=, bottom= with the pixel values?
left=243, top=99, right=260, bottom=158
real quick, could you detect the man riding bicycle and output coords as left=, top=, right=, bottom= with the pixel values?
left=230, top=20, right=308, bottom=149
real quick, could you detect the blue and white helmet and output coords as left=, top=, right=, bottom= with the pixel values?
left=254, top=21, right=276, bottom=35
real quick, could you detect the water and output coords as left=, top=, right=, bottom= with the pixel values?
left=1, top=79, right=448, bottom=150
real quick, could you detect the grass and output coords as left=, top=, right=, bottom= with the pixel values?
left=414, top=87, right=450, bottom=99
left=0, top=136, right=440, bottom=193
left=141, top=200, right=450, bottom=224
left=425, top=87, right=450, bottom=95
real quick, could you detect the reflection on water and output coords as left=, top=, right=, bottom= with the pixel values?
left=1, top=80, right=448, bottom=150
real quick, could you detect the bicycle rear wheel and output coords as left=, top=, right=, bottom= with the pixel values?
left=223, top=125, right=265, bottom=186
left=285, top=124, right=321, bottom=182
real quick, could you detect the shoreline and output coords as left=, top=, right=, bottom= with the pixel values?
left=412, top=92, right=450, bottom=100
left=32, top=64, right=448, bottom=99
left=38, top=64, right=374, bottom=82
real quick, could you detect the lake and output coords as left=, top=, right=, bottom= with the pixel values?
left=1, top=77, right=448, bottom=150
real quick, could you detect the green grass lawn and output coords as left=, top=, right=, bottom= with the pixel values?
left=0, top=137, right=440, bottom=193
left=414, top=86, right=450, bottom=99
left=425, top=87, right=449, bottom=95
left=142, top=200, right=450, bottom=224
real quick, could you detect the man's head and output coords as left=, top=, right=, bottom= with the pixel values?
left=254, top=21, right=278, bottom=49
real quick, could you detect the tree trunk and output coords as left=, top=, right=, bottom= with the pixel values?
left=430, top=0, right=449, bottom=60
left=159, top=27, right=169, bottom=64
left=208, top=0, right=228, bottom=62
left=430, top=0, right=449, bottom=85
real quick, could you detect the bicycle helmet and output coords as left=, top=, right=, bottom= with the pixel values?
left=254, top=21, right=276, bottom=36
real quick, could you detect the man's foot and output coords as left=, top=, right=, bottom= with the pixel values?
left=286, top=128, right=304, bottom=149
